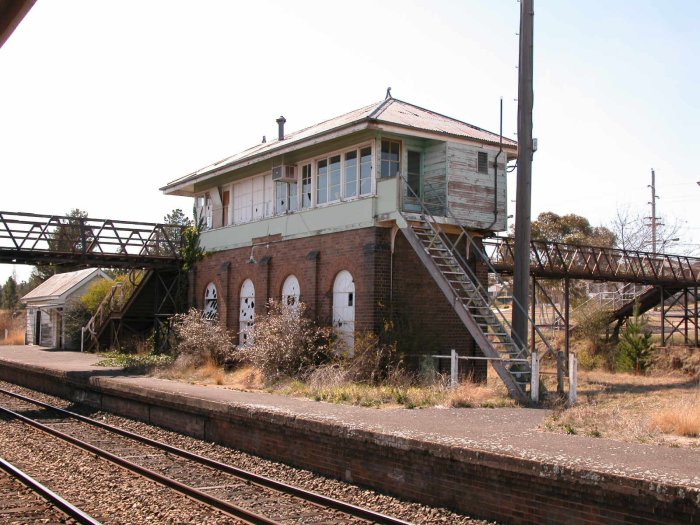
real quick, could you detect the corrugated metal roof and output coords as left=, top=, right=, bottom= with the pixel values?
left=162, top=98, right=516, bottom=193
left=22, top=268, right=109, bottom=302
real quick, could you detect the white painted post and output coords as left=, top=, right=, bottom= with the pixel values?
left=568, top=353, right=578, bottom=405
left=530, top=351, right=539, bottom=402
left=3, top=328, right=7, bottom=340
left=450, top=349, right=458, bottom=389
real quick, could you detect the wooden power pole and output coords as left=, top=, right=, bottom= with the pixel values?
left=512, top=0, right=535, bottom=347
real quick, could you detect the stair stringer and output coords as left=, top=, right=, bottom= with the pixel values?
left=400, top=226, right=529, bottom=402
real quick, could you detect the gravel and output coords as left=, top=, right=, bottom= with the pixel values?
left=0, top=380, right=499, bottom=525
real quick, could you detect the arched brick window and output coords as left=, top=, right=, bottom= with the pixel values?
left=203, top=282, right=218, bottom=320
left=281, top=274, right=301, bottom=308
left=239, top=279, right=255, bottom=345
left=332, top=270, right=355, bottom=353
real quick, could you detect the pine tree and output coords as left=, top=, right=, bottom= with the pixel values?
left=617, top=301, right=653, bottom=374
left=2, top=276, right=19, bottom=312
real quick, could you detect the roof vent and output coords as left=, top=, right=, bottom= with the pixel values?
left=276, top=116, right=286, bottom=141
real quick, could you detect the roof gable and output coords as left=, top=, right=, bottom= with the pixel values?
left=22, top=268, right=111, bottom=303
left=161, top=98, right=516, bottom=195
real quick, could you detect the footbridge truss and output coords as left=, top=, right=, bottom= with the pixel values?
left=0, top=211, right=186, bottom=351
left=483, top=236, right=700, bottom=349
left=0, top=211, right=184, bottom=268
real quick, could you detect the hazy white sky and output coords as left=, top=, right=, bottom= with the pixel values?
left=1, top=0, right=698, bottom=284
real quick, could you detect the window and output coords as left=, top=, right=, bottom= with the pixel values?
left=407, top=150, right=421, bottom=197
left=203, top=282, right=218, bottom=320
left=329, top=155, right=341, bottom=202
left=316, top=159, right=328, bottom=205
left=196, top=193, right=213, bottom=229
left=239, top=279, right=255, bottom=345
left=380, top=139, right=400, bottom=178
left=360, top=147, right=372, bottom=195
left=344, top=151, right=358, bottom=198
left=301, top=164, right=312, bottom=209
left=478, top=151, right=488, bottom=174
left=234, top=179, right=253, bottom=224
left=281, top=275, right=301, bottom=307
left=275, top=180, right=298, bottom=215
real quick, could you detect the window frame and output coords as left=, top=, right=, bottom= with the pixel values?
left=380, top=139, right=401, bottom=179
left=477, top=151, right=489, bottom=174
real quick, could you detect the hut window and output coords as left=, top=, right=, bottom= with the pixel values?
left=381, top=139, right=400, bottom=178
left=478, top=151, right=488, bottom=174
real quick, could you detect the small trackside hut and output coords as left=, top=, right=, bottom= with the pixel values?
left=161, top=96, right=532, bottom=395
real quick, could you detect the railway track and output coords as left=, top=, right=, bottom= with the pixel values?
left=0, top=387, right=411, bottom=525
left=0, top=455, right=101, bottom=524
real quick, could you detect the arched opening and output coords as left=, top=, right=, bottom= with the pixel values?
left=239, top=279, right=255, bottom=345
left=203, top=282, right=218, bottom=320
left=281, top=274, right=301, bottom=308
left=332, top=270, right=355, bottom=353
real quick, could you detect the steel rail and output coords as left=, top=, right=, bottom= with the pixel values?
left=0, top=400, right=278, bottom=525
left=0, top=388, right=411, bottom=525
left=0, top=456, right=103, bottom=525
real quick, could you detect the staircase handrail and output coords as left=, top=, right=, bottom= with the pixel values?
left=399, top=175, right=557, bottom=359
left=81, top=269, right=146, bottom=350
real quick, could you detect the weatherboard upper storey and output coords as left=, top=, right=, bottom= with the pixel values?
left=160, top=97, right=517, bottom=250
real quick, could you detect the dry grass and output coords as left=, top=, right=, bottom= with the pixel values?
left=0, top=310, right=24, bottom=345
left=543, top=365, right=700, bottom=447
left=650, top=396, right=700, bottom=437
left=154, top=361, right=264, bottom=390
left=446, top=379, right=514, bottom=408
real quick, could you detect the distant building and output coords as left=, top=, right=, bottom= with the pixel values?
left=22, top=268, right=111, bottom=348
left=161, top=97, right=515, bottom=374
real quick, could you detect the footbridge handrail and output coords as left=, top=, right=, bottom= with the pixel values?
left=483, top=237, right=700, bottom=286
left=0, top=211, right=185, bottom=268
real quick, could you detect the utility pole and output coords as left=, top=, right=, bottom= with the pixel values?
left=512, top=0, right=534, bottom=348
left=648, top=169, right=660, bottom=254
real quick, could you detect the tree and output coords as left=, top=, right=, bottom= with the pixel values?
left=32, top=208, right=91, bottom=282
left=616, top=301, right=653, bottom=374
left=2, top=276, right=19, bottom=311
left=530, top=212, right=616, bottom=247
left=163, top=208, right=192, bottom=253
left=611, top=205, right=687, bottom=254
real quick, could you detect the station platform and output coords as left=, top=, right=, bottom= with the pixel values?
left=0, top=345, right=697, bottom=524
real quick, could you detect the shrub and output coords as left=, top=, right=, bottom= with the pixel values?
left=344, top=331, right=400, bottom=385
left=238, top=300, right=333, bottom=381
left=616, top=301, right=653, bottom=374
left=63, top=297, right=92, bottom=349
left=171, top=308, right=234, bottom=367
left=572, top=302, right=612, bottom=347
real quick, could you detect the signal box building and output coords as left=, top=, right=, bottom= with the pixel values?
left=161, top=96, right=517, bottom=374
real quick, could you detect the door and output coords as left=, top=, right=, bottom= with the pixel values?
left=332, top=270, right=355, bottom=353
left=34, top=310, right=41, bottom=345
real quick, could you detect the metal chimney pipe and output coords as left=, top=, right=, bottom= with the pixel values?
left=276, top=116, right=286, bottom=141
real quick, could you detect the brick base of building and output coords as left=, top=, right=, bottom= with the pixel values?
left=193, top=225, right=486, bottom=378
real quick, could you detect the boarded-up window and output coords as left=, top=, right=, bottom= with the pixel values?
left=478, top=151, right=488, bottom=174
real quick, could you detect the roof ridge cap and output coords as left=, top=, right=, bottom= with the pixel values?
left=367, top=98, right=393, bottom=120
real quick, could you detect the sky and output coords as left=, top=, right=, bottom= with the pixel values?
left=1, top=0, right=699, bottom=285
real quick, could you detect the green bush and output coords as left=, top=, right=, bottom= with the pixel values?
left=616, top=302, right=653, bottom=374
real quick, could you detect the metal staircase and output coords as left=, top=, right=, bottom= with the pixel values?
left=399, top=177, right=557, bottom=402
left=82, top=269, right=149, bottom=352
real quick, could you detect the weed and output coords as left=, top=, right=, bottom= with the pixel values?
left=564, top=423, right=577, bottom=435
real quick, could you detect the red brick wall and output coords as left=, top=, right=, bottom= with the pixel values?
left=192, top=226, right=484, bottom=376
left=193, top=227, right=393, bottom=338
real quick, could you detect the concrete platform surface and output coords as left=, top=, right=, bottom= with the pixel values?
left=1, top=345, right=699, bottom=490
